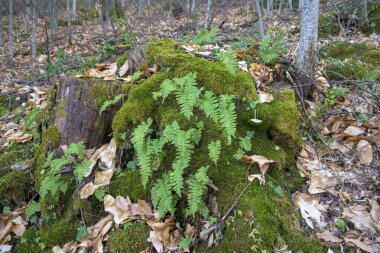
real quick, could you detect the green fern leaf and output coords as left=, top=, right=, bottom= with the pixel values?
left=186, top=166, right=209, bottom=217
left=40, top=174, right=68, bottom=199
left=74, top=159, right=91, bottom=183
left=218, top=94, right=237, bottom=144
left=153, top=79, right=176, bottom=103
left=152, top=173, right=175, bottom=218
left=216, top=49, right=238, bottom=76
left=174, top=73, right=202, bottom=119
left=208, top=140, right=221, bottom=165
left=197, top=91, right=219, bottom=123
left=67, top=141, right=86, bottom=158
left=193, top=28, right=219, bottom=45
left=99, top=94, right=125, bottom=115
left=239, top=136, right=252, bottom=152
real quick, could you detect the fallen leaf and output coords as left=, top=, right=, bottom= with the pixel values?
left=292, top=192, right=326, bottom=229
left=343, top=126, right=365, bottom=136
left=257, top=89, right=274, bottom=103
left=241, top=155, right=276, bottom=174
left=356, top=140, right=373, bottom=165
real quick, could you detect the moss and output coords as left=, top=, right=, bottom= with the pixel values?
left=40, top=220, right=78, bottom=248
left=0, top=170, right=30, bottom=204
left=369, top=4, right=380, bottom=31
left=109, top=171, right=151, bottom=201
left=361, top=51, right=380, bottom=66
left=13, top=228, right=46, bottom=253
left=320, top=41, right=371, bottom=60
left=318, top=14, right=340, bottom=37
left=116, top=54, right=128, bottom=69
left=55, top=99, right=67, bottom=117
left=65, top=197, right=102, bottom=225
left=107, top=222, right=150, bottom=253
left=88, top=82, right=110, bottom=108
left=0, top=143, right=34, bottom=170
left=0, top=105, right=7, bottom=117
left=325, top=59, right=379, bottom=80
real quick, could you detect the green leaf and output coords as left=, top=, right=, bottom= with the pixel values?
left=208, top=140, right=221, bottom=165
left=186, top=166, right=209, bottom=217
left=76, top=226, right=89, bottom=241
left=193, top=28, right=219, bottom=45
left=26, top=201, right=40, bottom=218
left=179, top=235, right=193, bottom=249
left=99, top=94, right=126, bottom=115
left=216, top=49, right=238, bottom=76
left=94, top=187, right=106, bottom=202
left=74, top=159, right=91, bottom=183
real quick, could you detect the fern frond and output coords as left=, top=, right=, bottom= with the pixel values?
left=153, top=79, right=176, bottom=103
left=39, top=174, right=69, bottom=199
left=186, top=166, right=209, bottom=217
left=74, top=159, right=91, bottom=183
left=239, top=136, right=252, bottom=152
left=208, top=140, right=221, bottom=165
left=191, top=121, right=204, bottom=144
left=197, top=91, right=219, bottom=123
left=193, top=28, right=219, bottom=45
left=99, top=94, right=125, bottom=115
left=49, top=155, right=73, bottom=173
left=216, top=49, right=238, bottom=76
left=174, top=73, right=202, bottom=119
left=152, top=173, right=175, bottom=218
left=218, top=94, right=237, bottom=145
left=67, top=141, right=86, bottom=158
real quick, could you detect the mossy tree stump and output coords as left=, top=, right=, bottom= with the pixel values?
left=53, top=78, right=123, bottom=148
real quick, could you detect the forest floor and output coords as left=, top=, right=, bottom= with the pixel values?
left=0, top=5, right=379, bottom=253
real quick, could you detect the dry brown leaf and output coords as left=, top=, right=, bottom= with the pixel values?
left=308, top=170, right=338, bottom=195
left=292, top=192, right=326, bottom=229
left=343, top=126, right=365, bottom=136
left=257, top=89, right=274, bottom=103
left=247, top=174, right=266, bottom=185
left=316, top=232, right=343, bottom=243
left=343, top=205, right=377, bottom=233
left=343, top=237, right=374, bottom=253
left=241, top=155, right=276, bottom=174
left=356, top=140, right=373, bottom=165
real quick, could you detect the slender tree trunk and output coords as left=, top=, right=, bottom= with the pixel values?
left=299, top=0, right=302, bottom=11
left=98, top=0, right=108, bottom=39
left=296, top=0, right=319, bottom=97
left=138, top=0, right=145, bottom=16
left=266, top=0, right=270, bottom=16
left=278, top=0, right=283, bottom=15
left=67, top=0, right=72, bottom=44
left=362, top=0, right=369, bottom=25
left=0, top=11, right=3, bottom=51
left=253, top=0, right=265, bottom=38
left=32, top=0, right=37, bottom=64
left=288, top=0, right=293, bottom=11
left=187, top=0, right=191, bottom=14
left=247, top=0, right=250, bottom=16
left=191, top=0, right=196, bottom=13
left=8, top=0, right=14, bottom=67
left=204, top=0, right=212, bottom=29
left=72, top=0, right=77, bottom=17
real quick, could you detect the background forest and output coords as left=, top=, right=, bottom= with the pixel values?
left=0, top=0, right=379, bottom=253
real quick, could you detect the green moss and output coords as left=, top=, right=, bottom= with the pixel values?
left=108, top=222, right=150, bottom=253
left=318, top=14, right=340, bottom=37
left=88, top=82, right=110, bottom=107
left=109, top=171, right=151, bottom=201
left=369, top=4, right=380, bottom=30
left=0, top=143, right=34, bottom=170
left=320, top=41, right=371, bottom=60
left=325, top=59, right=379, bottom=80
left=14, top=228, right=46, bottom=253
left=55, top=99, right=67, bottom=117
left=40, top=220, right=78, bottom=248
left=116, top=54, right=128, bottom=69
left=65, top=197, right=102, bottom=225
left=361, top=51, right=380, bottom=66
left=0, top=170, right=30, bottom=204
left=0, top=105, right=7, bottom=116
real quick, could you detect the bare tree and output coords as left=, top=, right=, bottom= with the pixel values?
left=0, top=8, right=3, bottom=51
left=288, top=0, right=293, bottom=11
left=266, top=0, right=271, bottom=16
left=191, top=0, right=196, bottom=13
left=296, top=0, right=320, bottom=97
left=278, top=0, right=284, bottom=15
left=8, top=0, right=14, bottom=67
left=362, top=0, right=369, bottom=25
left=67, top=0, right=72, bottom=44
left=31, top=0, right=37, bottom=63
left=72, top=0, right=77, bottom=17
left=204, top=0, right=212, bottom=29
left=253, top=0, right=265, bottom=38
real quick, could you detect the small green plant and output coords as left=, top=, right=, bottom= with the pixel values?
left=324, top=87, right=348, bottom=106
left=216, top=49, right=238, bottom=76
left=39, top=141, right=89, bottom=199
left=208, top=140, right=221, bottom=165
left=193, top=28, right=219, bottom=45
left=44, top=48, right=70, bottom=75
left=258, top=35, right=287, bottom=64
left=99, top=94, right=126, bottom=115
left=179, top=235, right=193, bottom=250
left=336, top=219, right=346, bottom=232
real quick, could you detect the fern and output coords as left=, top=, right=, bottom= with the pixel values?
left=239, top=136, right=252, bottom=152
left=186, top=166, right=209, bottom=217
left=152, top=173, right=176, bottom=218
left=66, top=141, right=86, bottom=158
left=197, top=91, right=219, bottom=123
left=218, top=94, right=237, bottom=144
left=152, top=79, right=176, bottom=103
left=259, top=36, right=286, bottom=64
left=193, top=28, right=219, bottom=45
left=131, top=118, right=155, bottom=188
left=74, top=160, right=91, bottom=183
left=208, top=140, right=221, bottom=165
left=216, top=49, right=238, bottom=76
left=99, top=94, right=125, bottom=115
left=40, top=174, right=69, bottom=199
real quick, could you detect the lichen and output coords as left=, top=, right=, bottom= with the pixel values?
left=107, top=222, right=150, bottom=253
left=39, top=220, right=78, bottom=248
left=0, top=170, right=30, bottom=205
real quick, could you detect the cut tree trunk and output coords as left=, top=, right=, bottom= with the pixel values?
left=53, top=78, right=123, bottom=148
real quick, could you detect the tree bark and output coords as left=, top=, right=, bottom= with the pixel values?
left=253, top=0, right=265, bottom=38
left=67, top=0, right=72, bottom=44
left=296, top=0, right=319, bottom=98
left=54, top=78, right=123, bottom=148
left=362, top=0, right=369, bottom=25
left=0, top=10, right=3, bottom=51
left=204, top=0, right=212, bottom=29
left=72, top=0, right=77, bottom=17
left=8, top=0, right=14, bottom=67
left=266, top=0, right=270, bottom=16
left=32, top=0, right=37, bottom=64
left=278, top=0, right=284, bottom=15
left=288, top=0, right=293, bottom=11
left=191, top=0, right=196, bottom=13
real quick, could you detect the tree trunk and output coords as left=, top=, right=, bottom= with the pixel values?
left=266, top=0, right=270, bottom=16
left=299, top=0, right=302, bottom=11
left=98, top=0, right=109, bottom=39
left=0, top=11, right=3, bottom=51
left=138, top=0, right=145, bottom=16
left=246, top=0, right=250, bottom=16
left=32, top=0, right=37, bottom=64
left=67, top=0, right=72, bottom=44
left=8, top=0, right=14, bottom=67
left=72, top=0, right=77, bottom=17
left=253, top=0, right=265, bottom=38
left=191, top=0, right=196, bottom=13
left=362, top=0, right=369, bottom=25
left=54, top=78, right=123, bottom=149
left=288, top=0, right=293, bottom=11
left=278, top=0, right=283, bottom=15
left=295, top=0, right=319, bottom=98
left=204, top=0, right=212, bottom=29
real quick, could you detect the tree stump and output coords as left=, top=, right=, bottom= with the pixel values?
left=53, top=78, right=123, bottom=148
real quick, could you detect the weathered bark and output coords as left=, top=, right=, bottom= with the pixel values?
left=67, top=0, right=72, bottom=44
left=31, top=0, right=37, bottom=63
left=266, top=0, right=270, bottom=16
left=253, top=0, right=265, bottom=38
left=72, top=0, right=77, bottom=17
left=296, top=0, right=319, bottom=98
left=191, top=0, right=196, bottom=13
left=0, top=10, right=3, bottom=51
left=8, top=0, right=14, bottom=67
left=204, top=0, right=212, bottom=29
left=54, top=78, right=123, bottom=148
